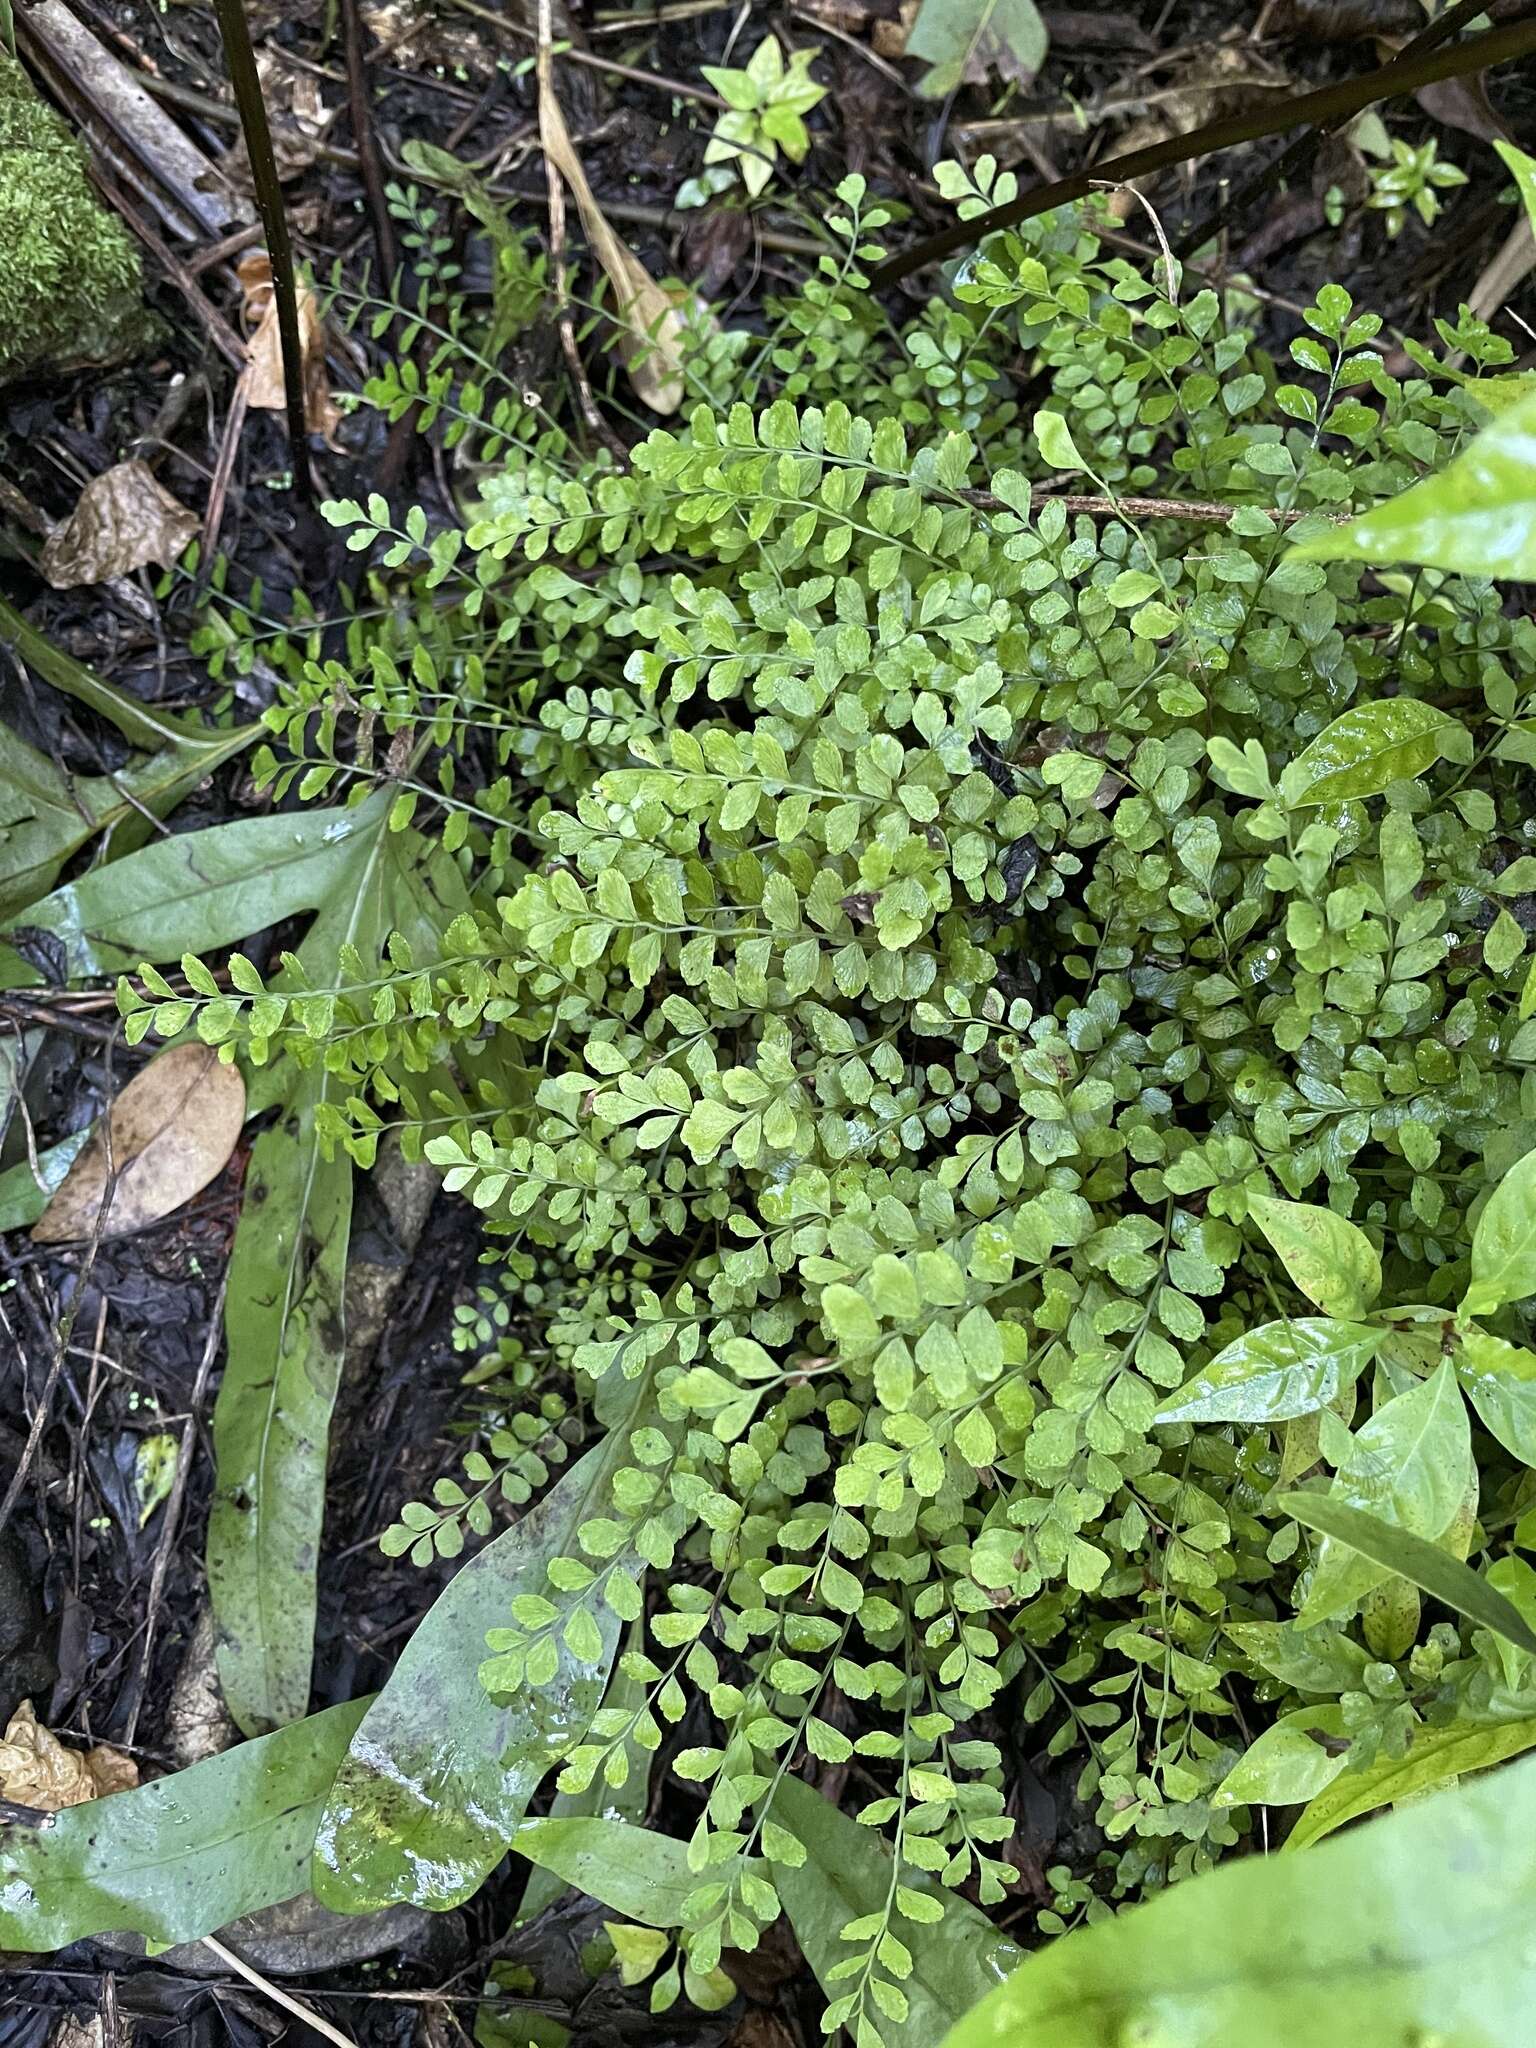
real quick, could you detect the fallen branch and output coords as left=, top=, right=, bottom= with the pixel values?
left=875, top=12, right=1536, bottom=283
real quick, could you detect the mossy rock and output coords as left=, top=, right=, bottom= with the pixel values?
left=0, top=51, right=161, bottom=385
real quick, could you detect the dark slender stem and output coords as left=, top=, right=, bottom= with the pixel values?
left=340, top=0, right=397, bottom=289
left=208, top=0, right=313, bottom=503
left=875, top=13, right=1536, bottom=284
left=1173, top=0, right=1515, bottom=260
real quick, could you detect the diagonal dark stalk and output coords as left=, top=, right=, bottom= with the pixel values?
left=208, top=0, right=313, bottom=503
left=875, top=12, right=1536, bottom=285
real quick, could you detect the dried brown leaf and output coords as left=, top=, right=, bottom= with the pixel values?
left=39, top=462, right=199, bottom=589
left=32, top=1042, right=246, bottom=1245
left=0, top=1701, right=138, bottom=1812
left=236, top=250, right=342, bottom=444
left=537, top=77, right=696, bottom=414
left=222, top=51, right=336, bottom=182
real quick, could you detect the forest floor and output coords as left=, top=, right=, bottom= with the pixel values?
left=2, top=0, right=1534, bottom=2043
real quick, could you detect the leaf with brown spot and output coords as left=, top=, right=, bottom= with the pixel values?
left=32, top=1042, right=245, bottom=1244
left=39, top=462, right=199, bottom=589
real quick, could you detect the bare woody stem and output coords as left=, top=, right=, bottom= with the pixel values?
left=875, top=13, right=1536, bottom=285
left=209, top=0, right=314, bottom=504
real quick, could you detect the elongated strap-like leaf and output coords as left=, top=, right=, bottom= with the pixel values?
left=1279, top=1491, right=1536, bottom=1655
left=313, top=1406, right=650, bottom=1914
left=0, top=1698, right=366, bottom=1953
left=1288, top=1715, right=1536, bottom=1852
left=210, top=1063, right=353, bottom=1735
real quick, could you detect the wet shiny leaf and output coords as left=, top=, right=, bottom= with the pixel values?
left=1282, top=699, right=1455, bottom=807
left=1155, top=1318, right=1379, bottom=1425
left=0, top=1698, right=366, bottom=1951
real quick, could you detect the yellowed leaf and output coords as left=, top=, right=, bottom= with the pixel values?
left=0, top=1701, right=138, bottom=1812
left=39, top=462, right=199, bottom=589
left=537, top=76, right=696, bottom=414
left=236, top=249, right=342, bottom=445
left=33, top=1041, right=246, bottom=1245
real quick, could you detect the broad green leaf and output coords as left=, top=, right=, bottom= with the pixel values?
left=1287, top=1715, right=1536, bottom=1851
left=210, top=809, right=468, bottom=1734
left=1463, top=1147, right=1536, bottom=1318
left=517, top=1637, right=652, bottom=1924
left=1211, top=1704, right=1348, bottom=1810
left=313, top=1414, right=648, bottom=1914
left=1155, top=1318, right=1380, bottom=1426
left=0, top=600, right=258, bottom=922
left=1291, top=385, right=1536, bottom=582
left=1224, top=1618, right=1370, bottom=1695
left=11, top=793, right=403, bottom=980
left=0, top=1697, right=366, bottom=1951
left=1487, top=1554, right=1536, bottom=1688
left=1296, top=1362, right=1472, bottom=1622
left=210, top=1064, right=353, bottom=1735
left=1457, top=1326, right=1536, bottom=1465
left=1281, top=699, right=1455, bottom=808
left=514, top=1818, right=733, bottom=1928
left=771, top=1775, right=1020, bottom=2044
left=1283, top=1492, right=1536, bottom=1655
left=904, top=0, right=1048, bottom=98
left=1248, top=1195, right=1380, bottom=1317
left=940, top=1755, right=1536, bottom=2048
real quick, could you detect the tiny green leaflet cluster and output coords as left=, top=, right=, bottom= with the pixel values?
left=3, top=142, right=1530, bottom=2045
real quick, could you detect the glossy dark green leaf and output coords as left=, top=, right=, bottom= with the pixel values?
left=1281, top=700, right=1455, bottom=808
left=1155, top=1318, right=1380, bottom=1426
left=1281, top=1492, right=1536, bottom=1654
left=0, top=1697, right=366, bottom=1951
left=772, top=1776, right=1020, bottom=2044
left=1463, top=1147, right=1536, bottom=1318
left=1292, top=385, right=1536, bottom=582
left=313, top=1414, right=647, bottom=1914
left=1248, top=1196, right=1380, bottom=1318
left=1287, top=1714, right=1536, bottom=1851
left=513, top=1818, right=714, bottom=1928
left=941, top=1755, right=1536, bottom=2048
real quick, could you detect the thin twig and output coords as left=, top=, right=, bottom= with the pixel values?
left=339, top=0, right=398, bottom=287
left=0, top=1041, right=118, bottom=1543
left=120, top=1277, right=228, bottom=1749
left=974, top=488, right=1312, bottom=525
left=876, top=13, right=1536, bottom=282
left=200, top=1938, right=362, bottom=2048
left=207, top=0, right=313, bottom=502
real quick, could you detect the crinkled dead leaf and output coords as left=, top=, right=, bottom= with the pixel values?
left=236, top=250, right=341, bottom=444
left=40, top=462, right=199, bottom=589
left=32, top=1041, right=246, bottom=1244
left=0, top=1701, right=138, bottom=1812
left=537, top=77, right=696, bottom=414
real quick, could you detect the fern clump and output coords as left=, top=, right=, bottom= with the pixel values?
left=123, top=161, right=1536, bottom=2039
